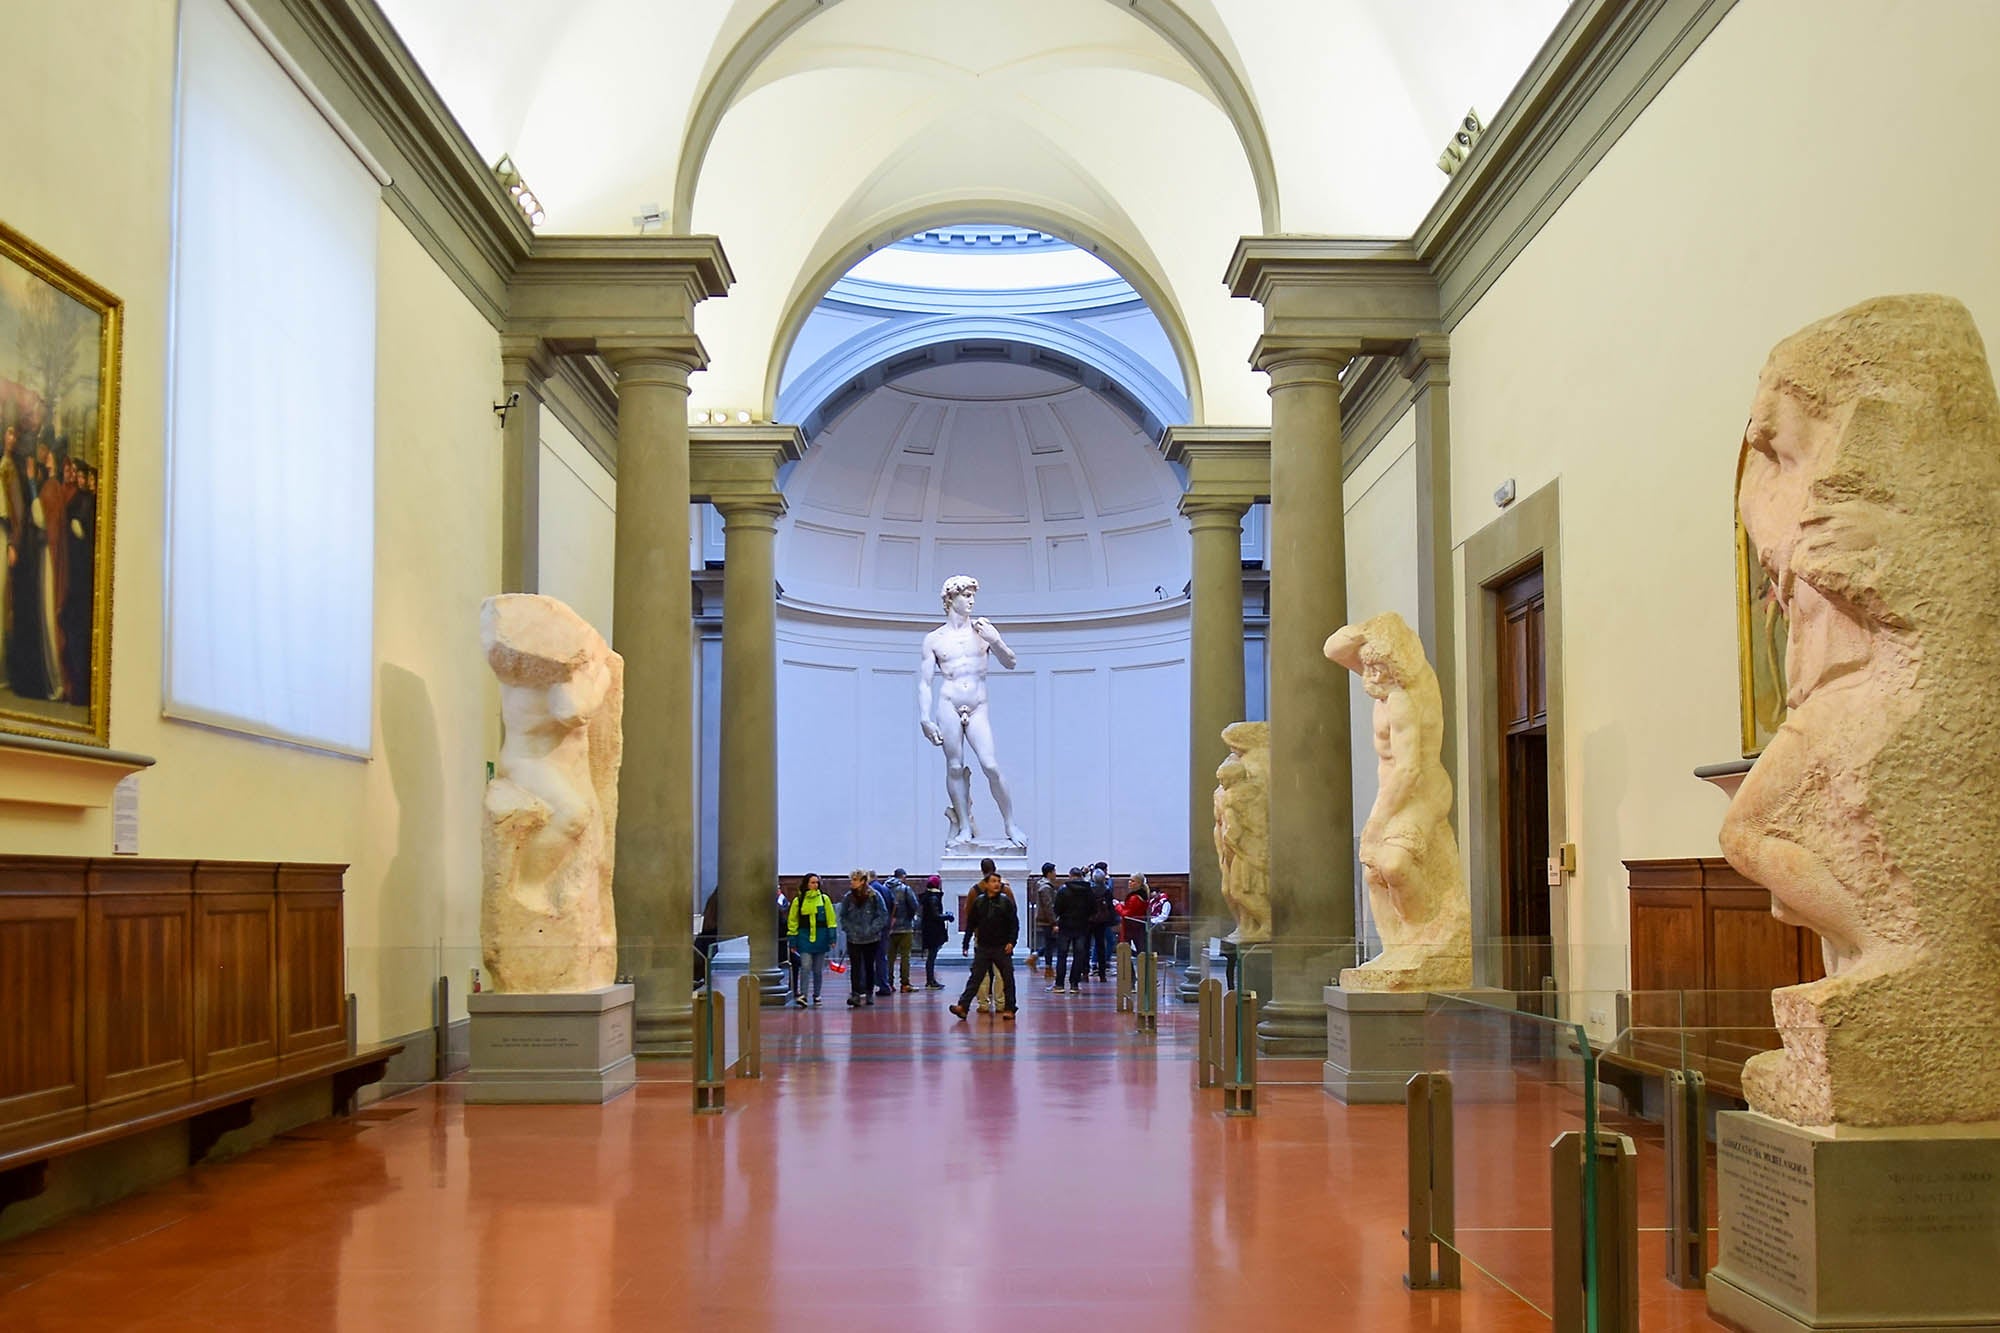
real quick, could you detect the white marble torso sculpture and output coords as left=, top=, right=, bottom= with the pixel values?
left=1720, top=294, right=2000, bottom=1128
left=918, top=575, right=1026, bottom=849
left=480, top=594, right=624, bottom=993
left=1325, top=613, right=1472, bottom=992
left=1214, top=721, right=1270, bottom=944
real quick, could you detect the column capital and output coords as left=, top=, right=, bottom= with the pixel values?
left=507, top=234, right=731, bottom=349
left=1179, top=494, right=1252, bottom=527
left=499, top=334, right=558, bottom=389
left=1225, top=236, right=1440, bottom=353
left=712, top=495, right=788, bottom=527
left=1252, top=336, right=1360, bottom=385
left=690, top=423, right=805, bottom=507
left=1400, top=333, right=1451, bottom=389
left=1161, top=424, right=1271, bottom=508
left=600, top=338, right=708, bottom=382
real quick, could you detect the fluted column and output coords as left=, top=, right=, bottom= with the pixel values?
left=498, top=335, right=555, bottom=593
left=603, top=342, right=703, bottom=1055
left=1181, top=495, right=1251, bottom=999
left=1258, top=342, right=1360, bottom=1054
left=715, top=495, right=787, bottom=1005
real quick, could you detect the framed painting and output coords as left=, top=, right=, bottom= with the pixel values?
left=0, top=221, right=120, bottom=747
left=1735, top=508, right=1787, bottom=757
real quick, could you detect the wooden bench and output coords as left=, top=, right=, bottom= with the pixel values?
left=0, top=1041, right=401, bottom=1213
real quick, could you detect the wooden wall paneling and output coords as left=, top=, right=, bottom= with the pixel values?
left=0, top=860, right=89, bottom=1131
left=194, top=863, right=279, bottom=1078
left=277, top=865, right=348, bottom=1057
left=85, top=862, right=195, bottom=1107
left=1705, top=885, right=1797, bottom=1067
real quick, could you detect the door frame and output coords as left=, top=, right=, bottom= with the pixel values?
left=1461, top=480, right=1569, bottom=994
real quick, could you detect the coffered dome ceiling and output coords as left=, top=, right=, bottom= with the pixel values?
left=776, top=360, right=1187, bottom=621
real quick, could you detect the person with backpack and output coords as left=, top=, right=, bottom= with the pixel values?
left=882, top=868, right=921, bottom=993
left=1030, top=860, right=1058, bottom=971
left=949, top=871, right=1020, bottom=1021
left=917, top=874, right=953, bottom=989
left=786, top=873, right=838, bottom=1007
left=1051, top=867, right=1095, bottom=993
left=841, top=870, right=889, bottom=1007
left=1087, top=865, right=1118, bottom=981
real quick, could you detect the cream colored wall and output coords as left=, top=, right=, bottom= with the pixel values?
left=1343, top=408, right=1420, bottom=944
left=1447, top=0, right=2000, bottom=1005
left=0, top=0, right=502, bottom=1042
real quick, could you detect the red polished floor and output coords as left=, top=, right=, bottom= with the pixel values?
left=0, top=976, right=1729, bottom=1332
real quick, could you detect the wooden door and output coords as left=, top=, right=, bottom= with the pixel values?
left=1495, top=563, right=1551, bottom=996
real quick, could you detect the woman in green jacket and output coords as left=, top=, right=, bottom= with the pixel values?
left=787, top=873, right=838, bottom=1007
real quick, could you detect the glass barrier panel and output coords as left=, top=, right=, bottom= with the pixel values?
left=1422, top=990, right=1601, bottom=1321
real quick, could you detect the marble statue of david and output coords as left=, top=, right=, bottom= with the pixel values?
left=918, top=574, right=1027, bottom=850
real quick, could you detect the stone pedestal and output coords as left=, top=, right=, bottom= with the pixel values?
left=1322, top=986, right=1515, bottom=1104
left=466, top=984, right=636, bottom=1104
left=940, top=842, right=1029, bottom=909
left=1707, top=1110, right=2000, bottom=1332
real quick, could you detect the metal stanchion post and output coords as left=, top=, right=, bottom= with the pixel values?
left=1222, top=987, right=1257, bottom=1116
left=1136, top=940, right=1157, bottom=1034
left=693, top=986, right=726, bottom=1114
left=735, top=973, right=762, bottom=1079
left=1664, top=1068, right=1706, bottom=1287
left=1551, top=1129, right=1639, bottom=1333
left=1403, top=1072, right=1459, bottom=1289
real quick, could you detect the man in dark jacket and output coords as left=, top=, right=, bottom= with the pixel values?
left=841, top=872, right=889, bottom=1007
left=882, top=869, right=920, bottom=993
left=1029, top=861, right=1058, bottom=971
left=1051, top=868, right=1095, bottom=992
left=949, top=872, right=1020, bottom=1020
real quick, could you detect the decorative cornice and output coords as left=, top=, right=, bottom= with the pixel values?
left=1226, top=240, right=1439, bottom=351
left=1413, top=0, right=1739, bottom=327
left=509, top=236, right=732, bottom=348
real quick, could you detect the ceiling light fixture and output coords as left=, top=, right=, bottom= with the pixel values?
left=1435, top=109, right=1486, bottom=177
left=491, top=153, right=545, bottom=228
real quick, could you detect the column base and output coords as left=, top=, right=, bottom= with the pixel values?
left=1256, top=1000, right=1328, bottom=1057
left=634, top=1003, right=692, bottom=1059
left=1707, top=1110, right=2000, bottom=1332
left=466, top=984, right=635, bottom=1104
left=754, top=966, right=790, bottom=1007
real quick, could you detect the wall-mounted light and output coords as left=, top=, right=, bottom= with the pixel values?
left=632, top=203, right=665, bottom=234
left=689, top=408, right=758, bottom=425
left=1436, top=108, right=1486, bottom=177
left=491, top=153, right=545, bottom=228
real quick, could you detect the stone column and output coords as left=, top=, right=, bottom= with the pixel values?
left=714, top=494, right=787, bottom=1004
left=498, top=335, right=554, bottom=593
left=1257, top=340, right=1361, bottom=1054
left=1180, top=493, right=1250, bottom=1000
left=603, top=342, right=704, bottom=1055
left=1403, top=335, right=1456, bottom=792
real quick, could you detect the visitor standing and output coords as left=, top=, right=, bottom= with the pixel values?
left=1030, top=861, right=1058, bottom=971
left=841, top=871, right=889, bottom=1007
left=787, top=874, right=837, bottom=1007
left=1087, top=866, right=1117, bottom=981
left=1118, top=873, right=1150, bottom=950
left=918, top=874, right=953, bottom=988
left=950, top=872, right=1020, bottom=1021
left=1052, top=867, right=1094, bottom=992
left=883, top=868, right=920, bottom=993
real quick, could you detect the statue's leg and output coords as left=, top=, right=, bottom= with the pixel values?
left=938, top=708, right=974, bottom=845
left=964, top=706, right=1025, bottom=844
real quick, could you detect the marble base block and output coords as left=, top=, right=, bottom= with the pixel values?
left=1707, top=1110, right=2000, bottom=1332
left=1322, top=986, right=1514, bottom=1104
left=940, top=846, right=1029, bottom=907
left=466, top=984, right=636, bottom=1104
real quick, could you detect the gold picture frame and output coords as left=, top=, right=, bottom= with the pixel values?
left=1735, top=507, right=1787, bottom=758
left=0, top=220, right=120, bottom=747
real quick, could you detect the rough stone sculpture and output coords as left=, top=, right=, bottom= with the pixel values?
left=1721, top=294, right=2000, bottom=1127
left=1214, top=720, right=1271, bottom=944
left=918, top=574, right=1027, bottom=850
left=1325, top=613, right=1473, bottom=992
left=481, top=594, right=624, bottom=994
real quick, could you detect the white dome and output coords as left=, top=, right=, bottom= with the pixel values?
left=775, top=359, right=1188, bottom=621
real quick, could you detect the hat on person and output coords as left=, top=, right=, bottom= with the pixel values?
left=926, top=875, right=941, bottom=888
left=893, top=868, right=906, bottom=878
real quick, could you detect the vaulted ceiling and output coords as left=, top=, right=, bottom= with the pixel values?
left=377, top=0, right=1566, bottom=421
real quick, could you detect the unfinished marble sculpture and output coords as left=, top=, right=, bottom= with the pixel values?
left=481, top=594, right=624, bottom=993
left=1214, top=721, right=1271, bottom=944
left=1721, top=294, right=2000, bottom=1127
left=1326, top=613, right=1473, bottom=992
